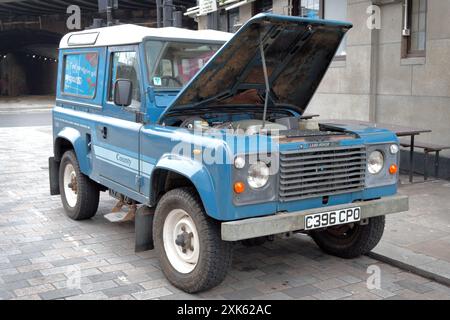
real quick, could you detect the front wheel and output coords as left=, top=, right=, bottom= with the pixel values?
left=153, top=187, right=233, bottom=293
left=310, top=216, right=385, bottom=259
left=59, top=150, right=100, bottom=220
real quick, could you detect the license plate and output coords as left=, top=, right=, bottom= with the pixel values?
left=304, top=207, right=361, bottom=231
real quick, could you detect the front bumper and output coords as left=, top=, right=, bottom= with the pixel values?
left=221, top=195, right=408, bottom=241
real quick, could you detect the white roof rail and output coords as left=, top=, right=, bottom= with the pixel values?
left=60, top=24, right=233, bottom=49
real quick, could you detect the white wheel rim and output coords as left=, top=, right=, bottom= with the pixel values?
left=163, top=209, right=200, bottom=274
left=63, top=163, right=78, bottom=208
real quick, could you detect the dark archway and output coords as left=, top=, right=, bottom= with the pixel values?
left=0, top=1, right=199, bottom=97
left=0, top=29, right=62, bottom=96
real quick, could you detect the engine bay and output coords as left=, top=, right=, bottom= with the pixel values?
left=164, top=108, right=353, bottom=141
left=179, top=117, right=289, bottom=135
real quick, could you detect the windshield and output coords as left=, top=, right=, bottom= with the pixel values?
left=145, top=40, right=222, bottom=88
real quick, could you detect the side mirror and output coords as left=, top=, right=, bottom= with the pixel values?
left=114, top=79, right=133, bottom=107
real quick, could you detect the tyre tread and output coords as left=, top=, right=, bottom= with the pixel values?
left=59, top=150, right=99, bottom=221
left=311, top=216, right=385, bottom=259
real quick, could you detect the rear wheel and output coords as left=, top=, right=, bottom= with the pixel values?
left=59, top=150, right=100, bottom=220
left=153, top=187, right=233, bottom=293
left=310, top=216, right=385, bottom=259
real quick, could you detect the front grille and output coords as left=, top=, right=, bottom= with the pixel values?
left=279, top=146, right=366, bottom=202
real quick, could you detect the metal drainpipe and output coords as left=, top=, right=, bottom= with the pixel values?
left=369, top=19, right=379, bottom=123
left=402, top=0, right=411, bottom=36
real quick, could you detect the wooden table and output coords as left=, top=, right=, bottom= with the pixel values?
left=319, top=120, right=432, bottom=183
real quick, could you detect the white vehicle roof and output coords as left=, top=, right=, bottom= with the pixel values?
left=59, top=24, right=233, bottom=49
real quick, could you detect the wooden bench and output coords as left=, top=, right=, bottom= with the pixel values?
left=400, top=141, right=450, bottom=181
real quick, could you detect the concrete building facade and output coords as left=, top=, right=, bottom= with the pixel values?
left=188, top=0, right=450, bottom=177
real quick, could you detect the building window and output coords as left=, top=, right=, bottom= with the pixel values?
left=227, top=8, right=240, bottom=33
left=292, top=0, right=347, bottom=58
left=295, top=0, right=324, bottom=19
left=253, top=0, right=273, bottom=14
left=217, top=8, right=240, bottom=33
left=403, top=0, right=427, bottom=57
left=324, top=0, right=348, bottom=58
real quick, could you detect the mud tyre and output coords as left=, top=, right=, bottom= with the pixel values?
left=310, top=216, right=385, bottom=259
left=59, top=150, right=100, bottom=220
left=153, top=187, right=233, bottom=293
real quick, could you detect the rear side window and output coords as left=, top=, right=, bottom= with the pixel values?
left=62, top=52, right=98, bottom=98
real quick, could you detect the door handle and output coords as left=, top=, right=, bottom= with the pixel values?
left=101, top=126, right=108, bottom=139
left=86, top=133, right=92, bottom=151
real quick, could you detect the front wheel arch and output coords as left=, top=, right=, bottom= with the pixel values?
left=149, top=166, right=220, bottom=219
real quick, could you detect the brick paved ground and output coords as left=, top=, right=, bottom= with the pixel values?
left=372, top=179, right=450, bottom=283
left=0, top=125, right=449, bottom=300
left=0, top=96, right=54, bottom=113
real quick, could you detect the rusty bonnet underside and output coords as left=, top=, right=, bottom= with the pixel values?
left=159, top=13, right=353, bottom=123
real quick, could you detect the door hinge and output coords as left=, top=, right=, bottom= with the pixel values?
left=135, top=175, right=143, bottom=187
left=136, top=112, right=145, bottom=123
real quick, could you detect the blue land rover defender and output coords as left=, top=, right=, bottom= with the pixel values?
left=49, top=14, right=409, bottom=293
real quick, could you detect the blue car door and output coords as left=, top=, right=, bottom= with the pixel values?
left=93, top=45, right=143, bottom=193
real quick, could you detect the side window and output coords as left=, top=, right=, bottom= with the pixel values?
left=109, top=51, right=141, bottom=107
left=63, top=52, right=98, bottom=98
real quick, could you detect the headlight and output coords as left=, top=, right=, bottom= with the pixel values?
left=390, top=144, right=399, bottom=154
left=247, top=162, right=270, bottom=189
left=368, top=150, right=384, bottom=174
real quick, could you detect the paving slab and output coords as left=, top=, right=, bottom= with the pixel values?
left=370, top=177, right=450, bottom=286
left=0, top=96, right=54, bottom=113
left=0, top=124, right=449, bottom=300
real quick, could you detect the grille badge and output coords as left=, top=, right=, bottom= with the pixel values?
left=300, top=141, right=340, bottom=149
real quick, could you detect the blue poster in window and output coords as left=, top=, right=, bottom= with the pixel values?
left=63, top=53, right=98, bottom=97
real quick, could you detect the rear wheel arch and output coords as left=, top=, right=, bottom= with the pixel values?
left=54, top=137, right=74, bottom=161
left=54, top=136, right=105, bottom=191
left=54, top=127, right=91, bottom=175
left=49, top=138, right=74, bottom=196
